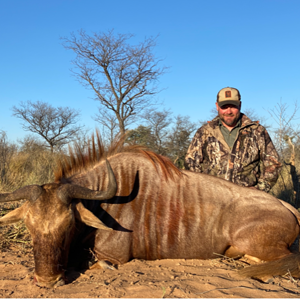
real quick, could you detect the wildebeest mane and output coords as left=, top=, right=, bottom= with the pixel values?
left=54, top=131, right=182, bottom=182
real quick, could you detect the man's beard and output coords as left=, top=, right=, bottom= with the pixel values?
left=219, top=113, right=240, bottom=127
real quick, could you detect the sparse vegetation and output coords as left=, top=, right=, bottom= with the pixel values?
left=1, top=99, right=300, bottom=254
left=0, top=202, right=32, bottom=253
left=0, top=136, right=59, bottom=193
left=0, top=135, right=62, bottom=252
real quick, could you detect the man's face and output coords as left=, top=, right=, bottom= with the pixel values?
left=216, top=102, right=241, bottom=128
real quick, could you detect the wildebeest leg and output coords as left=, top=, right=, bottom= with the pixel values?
left=233, top=237, right=293, bottom=262
left=243, top=254, right=263, bottom=263
left=237, top=245, right=293, bottom=282
left=224, top=246, right=264, bottom=266
left=90, top=260, right=116, bottom=270
left=224, top=245, right=245, bottom=259
left=91, top=248, right=124, bottom=270
left=224, top=246, right=263, bottom=263
left=229, top=217, right=298, bottom=262
left=231, top=228, right=299, bottom=282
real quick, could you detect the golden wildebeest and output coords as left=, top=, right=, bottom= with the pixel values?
left=0, top=134, right=300, bottom=287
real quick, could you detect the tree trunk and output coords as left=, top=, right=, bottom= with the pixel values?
left=119, top=121, right=126, bottom=137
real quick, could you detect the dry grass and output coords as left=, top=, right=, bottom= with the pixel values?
left=0, top=148, right=60, bottom=252
left=270, top=163, right=299, bottom=206
left=0, top=149, right=60, bottom=193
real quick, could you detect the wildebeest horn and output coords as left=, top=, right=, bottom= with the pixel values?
left=0, top=185, right=43, bottom=203
left=59, top=159, right=117, bottom=202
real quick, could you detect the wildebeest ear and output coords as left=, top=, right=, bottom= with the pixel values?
left=0, top=201, right=30, bottom=225
left=74, top=202, right=113, bottom=231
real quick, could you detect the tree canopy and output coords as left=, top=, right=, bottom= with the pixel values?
left=12, top=100, right=83, bottom=152
left=62, top=29, right=167, bottom=136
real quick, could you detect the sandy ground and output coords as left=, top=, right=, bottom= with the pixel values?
left=0, top=246, right=300, bottom=299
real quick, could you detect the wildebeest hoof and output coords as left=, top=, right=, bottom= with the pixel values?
left=90, top=260, right=116, bottom=270
left=33, top=276, right=65, bottom=288
left=35, top=281, right=65, bottom=288
left=54, top=278, right=66, bottom=287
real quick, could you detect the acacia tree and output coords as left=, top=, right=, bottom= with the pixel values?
left=12, top=100, right=83, bottom=153
left=127, top=112, right=196, bottom=168
left=165, top=115, right=197, bottom=168
left=126, top=125, right=156, bottom=150
left=127, top=109, right=173, bottom=155
left=62, top=29, right=167, bottom=136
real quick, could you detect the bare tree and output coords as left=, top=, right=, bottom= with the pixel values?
left=266, top=100, right=300, bottom=207
left=266, top=100, right=299, bottom=156
left=12, top=100, right=83, bottom=153
left=93, top=110, right=119, bottom=145
left=62, top=30, right=167, bottom=136
left=68, top=128, right=93, bottom=153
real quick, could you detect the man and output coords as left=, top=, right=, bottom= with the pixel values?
left=184, top=87, right=281, bottom=192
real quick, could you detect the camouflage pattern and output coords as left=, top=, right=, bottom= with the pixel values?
left=184, top=113, right=282, bottom=192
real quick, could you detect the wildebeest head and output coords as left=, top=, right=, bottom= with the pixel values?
left=0, top=160, right=117, bottom=288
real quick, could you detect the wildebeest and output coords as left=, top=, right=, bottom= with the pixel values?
left=0, top=133, right=300, bottom=287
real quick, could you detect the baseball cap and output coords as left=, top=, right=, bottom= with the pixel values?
left=217, top=87, right=241, bottom=107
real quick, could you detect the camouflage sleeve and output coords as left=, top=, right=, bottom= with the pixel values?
left=256, top=127, right=282, bottom=192
left=184, top=127, right=205, bottom=172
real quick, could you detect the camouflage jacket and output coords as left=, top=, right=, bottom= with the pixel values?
left=184, top=114, right=282, bottom=192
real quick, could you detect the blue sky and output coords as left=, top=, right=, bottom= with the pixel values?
left=1, top=0, right=299, bottom=143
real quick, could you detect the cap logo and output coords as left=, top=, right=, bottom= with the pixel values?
left=225, top=91, right=231, bottom=98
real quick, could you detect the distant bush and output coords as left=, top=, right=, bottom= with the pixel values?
left=270, top=164, right=297, bottom=205
left=0, top=136, right=63, bottom=252
left=0, top=135, right=62, bottom=192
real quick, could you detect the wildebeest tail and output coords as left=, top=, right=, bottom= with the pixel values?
left=238, top=253, right=300, bottom=280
